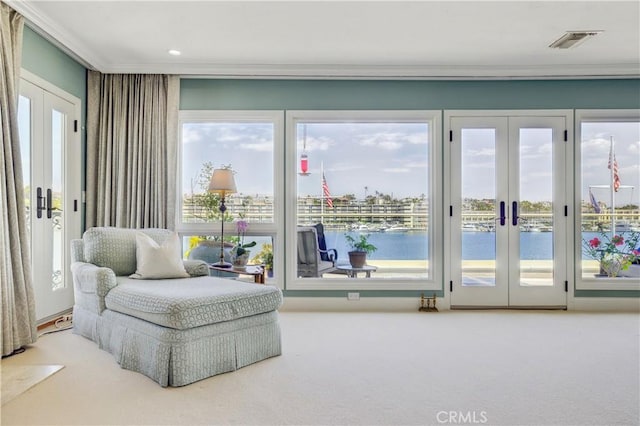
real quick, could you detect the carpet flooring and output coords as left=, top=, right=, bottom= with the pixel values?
left=1, top=311, right=638, bottom=425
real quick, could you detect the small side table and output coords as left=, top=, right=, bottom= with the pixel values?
left=335, top=264, right=377, bottom=278
left=208, top=264, right=266, bottom=284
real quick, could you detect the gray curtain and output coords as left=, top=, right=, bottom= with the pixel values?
left=0, top=2, right=37, bottom=356
left=86, top=71, right=179, bottom=229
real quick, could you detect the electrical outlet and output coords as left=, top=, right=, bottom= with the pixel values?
left=61, top=314, right=73, bottom=322
left=347, top=292, right=360, bottom=301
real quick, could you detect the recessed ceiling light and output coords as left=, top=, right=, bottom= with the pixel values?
left=168, top=49, right=181, bottom=56
left=549, top=31, right=603, bottom=49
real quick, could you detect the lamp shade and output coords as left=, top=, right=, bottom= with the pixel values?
left=208, top=168, right=237, bottom=195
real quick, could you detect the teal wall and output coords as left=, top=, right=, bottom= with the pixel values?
left=22, top=26, right=86, bottom=106
left=180, top=78, right=640, bottom=110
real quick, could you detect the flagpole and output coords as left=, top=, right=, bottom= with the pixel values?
left=321, top=161, right=324, bottom=222
left=610, top=136, right=615, bottom=235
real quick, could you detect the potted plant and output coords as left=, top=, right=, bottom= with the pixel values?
left=231, top=220, right=256, bottom=269
left=252, top=243, right=274, bottom=277
left=344, top=233, right=377, bottom=268
left=583, top=231, right=640, bottom=277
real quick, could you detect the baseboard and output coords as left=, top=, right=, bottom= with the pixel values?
left=280, top=296, right=448, bottom=312
left=572, top=297, right=640, bottom=312
left=280, top=296, right=639, bottom=312
left=37, top=309, right=73, bottom=331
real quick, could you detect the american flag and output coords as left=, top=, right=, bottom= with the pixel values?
left=322, top=173, right=333, bottom=208
left=608, top=145, right=621, bottom=192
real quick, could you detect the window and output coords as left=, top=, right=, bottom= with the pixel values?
left=576, top=110, right=640, bottom=290
left=178, top=111, right=284, bottom=284
left=286, top=111, right=442, bottom=290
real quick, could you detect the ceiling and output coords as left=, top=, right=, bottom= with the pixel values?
left=8, top=0, right=640, bottom=79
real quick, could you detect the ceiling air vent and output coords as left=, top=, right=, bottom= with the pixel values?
left=549, top=31, right=602, bottom=49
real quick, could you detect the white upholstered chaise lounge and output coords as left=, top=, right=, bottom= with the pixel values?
left=70, top=227, right=283, bottom=387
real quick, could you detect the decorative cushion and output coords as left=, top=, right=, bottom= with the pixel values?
left=83, top=227, right=173, bottom=276
left=130, top=232, right=189, bottom=279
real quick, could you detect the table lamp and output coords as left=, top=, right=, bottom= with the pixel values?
left=208, top=168, right=237, bottom=267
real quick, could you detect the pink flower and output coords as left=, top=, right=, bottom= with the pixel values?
left=236, top=220, right=248, bottom=233
left=589, top=237, right=601, bottom=248
left=612, top=235, right=624, bottom=246
left=633, top=249, right=640, bottom=256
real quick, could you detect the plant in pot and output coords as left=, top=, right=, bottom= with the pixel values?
left=252, top=243, right=274, bottom=277
left=344, top=233, right=377, bottom=268
left=583, top=230, right=640, bottom=277
left=231, top=220, right=256, bottom=270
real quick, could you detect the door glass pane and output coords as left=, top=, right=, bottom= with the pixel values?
left=51, top=109, right=64, bottom=291
left=295, top=121, right=430, bottom=280
left=518, top=128, right=554, bottom=286
left=18, top=96, right=31, bottom=233
left=461, top=129, right=496, bottom=286
left=580, top=121, right=640, bottom=279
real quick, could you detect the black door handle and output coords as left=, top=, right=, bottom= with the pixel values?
left=47, top=188, right=52, bottom=219
left=512, top=201, right=519, bottom=226
left=500, top=201, right=506, bottom=226
left=37, top=187, right=44, bottom=219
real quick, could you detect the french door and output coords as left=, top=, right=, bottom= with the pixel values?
left=447, top=112, right=570, bottom=307
left=19, top=74, right=81, bottom=321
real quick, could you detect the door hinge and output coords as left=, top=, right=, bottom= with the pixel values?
left=450, top=280, right=453, bottom=292
left=565, top=281, right=568, bottom=292
left=449, top=130, right=453, bottom=142
left=74, top=120, right=78, bottom=133
left=564, top=130, right=568, bottom=142
left=450, top=205, right=453, bottom=217
left=564, top=205, right=568, bottom=216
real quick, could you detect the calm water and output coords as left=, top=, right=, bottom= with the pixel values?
left=190, top=231, right=636, bottom=262
left=322, top=231, right=635, bottom=261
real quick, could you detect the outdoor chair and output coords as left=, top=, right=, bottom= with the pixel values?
left=297, top=225, right=337, bottom=277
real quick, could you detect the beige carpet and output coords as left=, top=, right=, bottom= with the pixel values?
left=1, top=364, right=64, bottom=405
left=1, top=311, right=638, bottom=426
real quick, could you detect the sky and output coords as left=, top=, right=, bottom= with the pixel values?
left=582, top=122, right=640, bottom=207
left=181, top=119, right=639, bottom=206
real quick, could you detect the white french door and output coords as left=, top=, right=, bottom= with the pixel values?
left=447, top=112, right=571, bottom=308
left=19, top=74, right=81, bottom=321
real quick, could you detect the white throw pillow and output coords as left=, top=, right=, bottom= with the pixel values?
left=130, top=231, right=190, bottom=279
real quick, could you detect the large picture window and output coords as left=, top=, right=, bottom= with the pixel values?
left=286, top=111, right=442, bottom=290
left=177, top=111, right=284, bottom=284
left=576, top=110, right=640, bottom=290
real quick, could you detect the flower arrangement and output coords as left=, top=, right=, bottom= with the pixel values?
left=233, top=220, right=256, bottom=256
left=583, top=231, right=640, bottom=277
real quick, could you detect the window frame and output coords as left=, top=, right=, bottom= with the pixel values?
left=285, top=110, right=443, bottom=290
left=574, top=109, right=640, bottom=291
left=176, top=110, right=285, bottom=288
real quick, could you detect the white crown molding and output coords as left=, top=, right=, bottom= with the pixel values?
left=7, top=0, right=102, bottom=71
left=109, top=62, right=640, bottom=80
